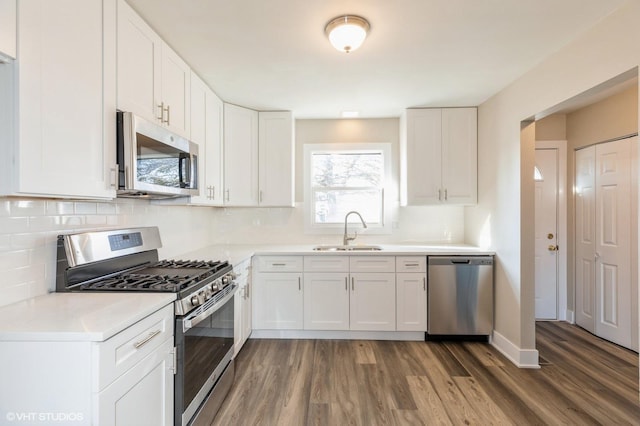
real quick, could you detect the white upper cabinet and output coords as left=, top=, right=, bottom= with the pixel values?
left=0, top=0, right=117, bottom=199
left=401, top=107, right=477, bottom=205
left=117, top=0, right=190, bottom=138
left=258, top=111, right=295, bottom=207
left=0, top=0, right=16, bottom=60
left=224, top=103, right=259, bottom=206
left=189, top=72, right=223, bottom=206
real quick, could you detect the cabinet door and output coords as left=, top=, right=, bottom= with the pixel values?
left=441, top=108, right=477, bottom=204
left=97, top=338, right=174, bottom=426
left=403, top=108, right=442, bottom=205
left=349, top=273, right=396, bottom=331
left=0, top=0, right=16, bottom=60
left=224, top=103, right=259, bottom=206
left=117, top=0, right=162, bottom=125
left=258, top=111, right=294, bottom=207
left=253, top=272, right=303, bottom=329
left=16, top=0, right=116, bottom=198
left=396, top=273, right=427, bottom=331
left=205, top=89, right=224, bottom=205
left=303, top=273, right=349, bottom=330
left=161, top=44, right=190, bottom=138
left=189, top=73, right=223, bottom=206
left=233, top=261, right=252, bottom=355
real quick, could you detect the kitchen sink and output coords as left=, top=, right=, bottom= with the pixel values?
left=312, top=245, right=382, bottom=251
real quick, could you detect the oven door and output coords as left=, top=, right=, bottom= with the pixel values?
left=175, top=284, right=237, bottom=426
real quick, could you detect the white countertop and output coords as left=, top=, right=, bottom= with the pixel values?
left=177, top=243, right=494, bottom=266
left=0, top=293, right=175, bottom=342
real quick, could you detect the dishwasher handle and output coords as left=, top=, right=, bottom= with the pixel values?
left=428, top=256, right=493, bottom=266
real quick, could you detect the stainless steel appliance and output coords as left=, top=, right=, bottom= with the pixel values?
left=55, top=227, right=237, bottom=426
left=427, top=256, right=493, bottom=336
left=117, top=111, right=199, bottom=199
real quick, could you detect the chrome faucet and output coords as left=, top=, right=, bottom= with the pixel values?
left=343, top=211, right=367, bottom=246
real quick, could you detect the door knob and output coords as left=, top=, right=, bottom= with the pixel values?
left=548, top=245, right=558, bottom=251
left=547, top=233, right=554, bottom=240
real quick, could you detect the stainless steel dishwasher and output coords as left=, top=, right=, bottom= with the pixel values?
left=428, top=256, right=493, bottom=336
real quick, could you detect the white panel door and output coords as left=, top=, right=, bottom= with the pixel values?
left=258, top=111, right=294, bottom=207
left=575, top=146, right=596, bottom=332
left=18, top=0, right=115, bottom=198
left=404, top=109, right=442, bottom=204
left=224, top=103, right=259, bottom=206
left=593, top=139, right=632, bottom=348
left=534, top=148, right=559, bottom=319
left=303, top=273, right=349, bottom=330
left=160, top=44, right=190, bottom=138
left=252, top=272, right=303, bottom=330
left=349, top=273, right=396, bottom=331
left=117, top=0, right=161, bottom=124
left=396, top=273, right=427, bottom=331
left=441, top=108, right=477, bottom=204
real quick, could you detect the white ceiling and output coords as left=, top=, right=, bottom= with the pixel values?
left=126, top=0, right=627, bottom=119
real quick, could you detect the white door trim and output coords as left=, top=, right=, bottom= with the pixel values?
left=535, top=140, right=568, bottom=321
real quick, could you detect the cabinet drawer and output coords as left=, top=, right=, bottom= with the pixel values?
left=96, top=303, right=174, bottom=391
left=349, top=256, right=395, bottom=273
left=396, top=256, right=427, bottom=273
left=255, top=256, right=303, bottom=272
left=304, top=256, right=349, bottom=272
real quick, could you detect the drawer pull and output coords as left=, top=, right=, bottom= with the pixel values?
left=133, top=330, right=162, bottom=349
left=405, top=263, right=419, bottom=267
left=272, top=263, right=286, bottom=266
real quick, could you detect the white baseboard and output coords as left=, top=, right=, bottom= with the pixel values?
left=491, top=330, right=540, bottom=369
left=565, top=310, right=575, bottom=324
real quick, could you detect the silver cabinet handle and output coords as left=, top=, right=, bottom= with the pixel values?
left=345, top=277, right=348, bottom=291
left=423, top=277, right=426, bottom=291
left=405, top=263, right=419, bottom=267
left=164, top=104, right=171, bottom=125
left=298, top=277, right=301, bottom=291
left=272, top=263, right=286, bottom=266
left=351, top=277, right=354, bottom=291
left=134, top=330, right=161, bottom=349
left=438, top=188, right=442, bottom=201
left=225, top=189, right=230, bottom=202
left=110, top=165, right=118, bottom=188
left=444, top=189, right=448, bottom=201
left=157, top=102, right=165, bottom=122
left=212, top=185, right=215, bottom=200
left=259, top=190, right=263, bottom=203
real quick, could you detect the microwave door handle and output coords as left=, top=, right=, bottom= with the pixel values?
left=179, top=153, right=190, bottom=188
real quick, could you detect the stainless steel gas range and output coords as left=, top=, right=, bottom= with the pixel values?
left=55, top=227, right=237, bottom=426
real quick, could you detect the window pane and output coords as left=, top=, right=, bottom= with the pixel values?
left=312, top=153, right=383, bottom=187
left=314, top=189, right=382, bottom=224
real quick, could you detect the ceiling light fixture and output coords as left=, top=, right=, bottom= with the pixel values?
left=325, top=15, right=370, bottom=53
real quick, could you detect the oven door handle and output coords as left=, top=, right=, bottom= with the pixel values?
left=183, top=284, right=237, bottom=331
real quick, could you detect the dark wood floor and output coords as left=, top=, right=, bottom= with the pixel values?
left=210, top=322, right=640, bottom=425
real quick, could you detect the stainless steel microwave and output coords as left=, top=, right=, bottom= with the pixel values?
left=117, top=111, right=198, bottom=198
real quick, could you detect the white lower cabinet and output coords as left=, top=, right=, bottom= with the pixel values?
left=303, top=272, right=350, bottom=330
left=254, top=255, right=428, bottom=334
left=350, top=273, right=396, bottom=331
left=396, top=256, right=427, bottom=331
left=253, top=256, right=304, bottom=330
left=396, top=273, right=427, bottom=331
left=234, top=259, right=252, bottom=355
left=0, top=303, right=175, bottom=425
left=97, top=338, right=174, bottom=425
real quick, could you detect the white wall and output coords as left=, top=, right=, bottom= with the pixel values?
left=466, top=0, right=640, bottom=364
left=0, top=197, right=216, bottom=307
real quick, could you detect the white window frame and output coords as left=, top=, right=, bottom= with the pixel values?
left=303, top=142, right=392, bottom=235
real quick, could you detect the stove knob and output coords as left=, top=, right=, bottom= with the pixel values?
left=222, top=276, right=230, bottom=285
left=210, top=283, right=218, bottom=292
left=190, top=295, right=200, bottom=306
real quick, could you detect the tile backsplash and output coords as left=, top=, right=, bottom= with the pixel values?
left=0, top=197, right=216, bottom=307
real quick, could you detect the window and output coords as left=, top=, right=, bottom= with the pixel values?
left=304, top=143, right=391, bottom=233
